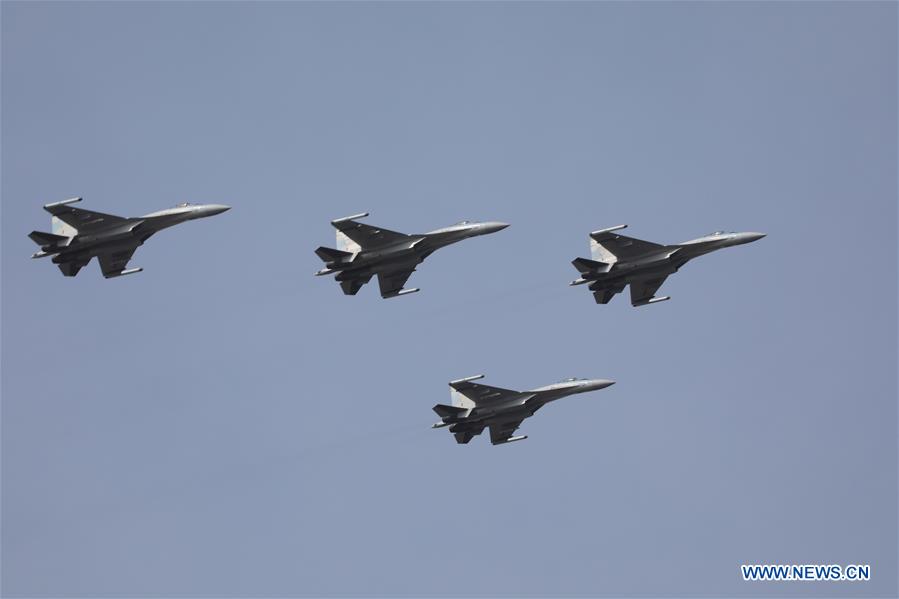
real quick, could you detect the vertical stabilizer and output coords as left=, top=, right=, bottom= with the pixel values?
left=336, top=230, right=361, bottom=254
left=450, top=387, right=476, bottom=410
left=590, top=237, right=618, bottom=264
left=52, top=216, right=78, bottom=237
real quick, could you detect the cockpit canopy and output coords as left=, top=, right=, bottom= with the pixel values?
left=454, top=220, right=471, bottom=225
left=561, top=377, right=584, bottom=382
left=710, top=231, right=729, bottom=236
left=176, top=202, right=191, bottom=207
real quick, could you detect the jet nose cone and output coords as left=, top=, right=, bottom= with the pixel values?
left=481, top=222, right=510, bottom=234
left=585, top=379, right=615, bottom=391
left=726, top=231, right=765, bottom=246
left=205, top=204, right=231, bottom=216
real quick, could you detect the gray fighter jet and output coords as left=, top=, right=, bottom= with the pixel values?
left=432, top=375, right=615, bottom=445
left=315, top=213, right=508, bottom=298
left=29, top=197, right=230, bottom=278
left=570, top=225, right=765, bottom=306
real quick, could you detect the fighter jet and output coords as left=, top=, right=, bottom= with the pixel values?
left=314, top=213, right=509, bottom=298
left=570, top=225, right=765, bottom=306
left=29, top=197, right=230, bottom=278
left=432, top=375, right=615, bottom=445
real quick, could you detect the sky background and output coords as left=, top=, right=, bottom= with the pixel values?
left=2, top=2, right=896, bottom=597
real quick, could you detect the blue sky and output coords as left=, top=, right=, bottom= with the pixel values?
left=2, top=2, right=896, bottom=597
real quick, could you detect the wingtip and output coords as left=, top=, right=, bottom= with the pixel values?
left=449, top=374, right=485, bottom=386
left=43, top=197, right=82, bottom=210
left=330, top=212, right=369, bottom=225
left=590, top=224, right=628, bottom=237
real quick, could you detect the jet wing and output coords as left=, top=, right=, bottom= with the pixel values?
left=332, top=219, right=409, bottom=250
left=97, top=245, right=139, bottom=278
left=629, top=276, right=668, bottom=306
left=339, top=274, right=372, bottom=295
left=56, top=256, right=91, bottom=277
left=489, top=417, right=526, bottom=445
left=450, top=380, right=525, bottom=404
left=592, top=286, right=623, bottom=304
left=44, top=204, right=127, bottom=233
left=454, top=425, right=485, bottom=444
left=377, top=268, right=416, bottom=298
left=591, top=231, right=663, bottom=261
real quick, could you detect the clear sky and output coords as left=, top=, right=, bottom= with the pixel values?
left=2, top=2, right=896, bottom=597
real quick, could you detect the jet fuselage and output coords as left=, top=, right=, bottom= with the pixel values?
left=578, top=231, right=765, bottom=285
left=434, top=377, right=616, bottom=446
left=31, top=200, right=230, bottom=277
left=37, top=204, right=230, bottom=261
left=327, top=221, right=508, bottom=280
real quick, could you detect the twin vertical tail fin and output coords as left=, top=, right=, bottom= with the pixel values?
left=431, top=403, right=470, bottom=429
left=314, top=246, right=353, bottom=275
left=51, top=215, right=78, bottom=238
left=571, top=257, right=611, bottom=274
left=29, top=231, right=69, bottom=247
left=314, top=215, right=365, bottom=276
left=433, top=403, right=469, bottom=419
left=570, top=257, right=612, bottom=285
left=433, top=404, right=469, bottom=418
left=315, top=246, right=353, bottom=264
left=31, top=200, right=79, bottom=258
left=29, top=231, right=71, bottom=258
left=433, top=377, right=481, bottom=427
left=432, top=375, right=480, bottom=428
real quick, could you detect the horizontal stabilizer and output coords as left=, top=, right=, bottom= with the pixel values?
left=29, top=231, right=69, bottom=247
left=572, top=257, right=611, bottom=274
left=315, top=246, right=353, bottom=263
left=433, top=404, right=469, bottom=419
